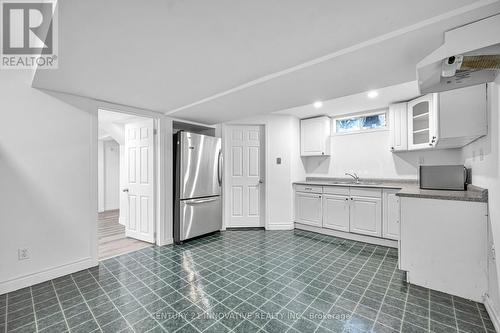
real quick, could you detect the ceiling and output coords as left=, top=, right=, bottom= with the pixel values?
left=277, top=81, right=420, bottom=119
left=33, top=0, right=500, bottom=124
left=98, top=109, right=147, bottom=140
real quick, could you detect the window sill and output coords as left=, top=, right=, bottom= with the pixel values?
left=332, top=127, right=389, bottom=136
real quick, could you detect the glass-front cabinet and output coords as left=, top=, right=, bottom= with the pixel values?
left=407, top=93, right=438, bottom=150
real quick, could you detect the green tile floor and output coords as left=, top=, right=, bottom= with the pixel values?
left=0, top=230, right=495, bottom=332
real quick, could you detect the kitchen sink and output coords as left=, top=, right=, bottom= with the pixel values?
left=328, top=180, right=383, bottom=186
left=358, top=181, right=383, bottom=185
left=328, top=181, right=355, bottom=185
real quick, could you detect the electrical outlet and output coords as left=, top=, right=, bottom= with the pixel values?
left=472, top=150, right=476, bottom=162
left=18, top=248, right=30, bottom=261
left=479, top=148, right=484, bottom=161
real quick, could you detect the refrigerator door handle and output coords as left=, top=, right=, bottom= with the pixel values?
left=217, top=150, right=223, bottom=186
left=185, top=197, right=219, bottom=205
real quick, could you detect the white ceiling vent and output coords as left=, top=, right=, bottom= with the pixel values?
left=417, top=14, right=500, bottom=94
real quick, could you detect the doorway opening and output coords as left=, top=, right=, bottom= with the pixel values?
left=224, top=125, right=266, bottom=228
left=97, top=109, right=156, bottom=260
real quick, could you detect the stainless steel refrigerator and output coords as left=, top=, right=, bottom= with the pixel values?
left=173, top=131, right=222, bottom=244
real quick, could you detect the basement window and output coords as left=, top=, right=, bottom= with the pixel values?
left=334, top=112, right=386, bottom=134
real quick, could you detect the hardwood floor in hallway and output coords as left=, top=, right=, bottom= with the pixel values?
left=98, top=210, right=152, bottom=260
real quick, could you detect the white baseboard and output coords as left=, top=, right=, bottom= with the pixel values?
left=158, top=237, right=174, bottom=246
left=485, top=294, right=500, bottom=333
left=0, top=257, right=98, bottom=295
left=266, top=223, right=294, bottom=231
left=295, top=223, right=398, bottom=248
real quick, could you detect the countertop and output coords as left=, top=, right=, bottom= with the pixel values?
left=293, top=177, right=488, bottom=203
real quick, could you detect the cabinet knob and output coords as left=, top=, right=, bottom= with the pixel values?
left=350, top=197, right=353, bottom=200
left=345, top=198, right=348, bottom=201
left=390, top=147, right=394, bottom=150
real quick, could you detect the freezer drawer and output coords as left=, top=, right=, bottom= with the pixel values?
left=177, top=196, right=222, bottom=242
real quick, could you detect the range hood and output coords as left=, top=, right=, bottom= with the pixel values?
left=417, top=14, right=500, bottom=94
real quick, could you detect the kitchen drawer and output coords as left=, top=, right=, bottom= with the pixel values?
left=295, top=184, right=322, bottom=194
left=350, top=188, right=382, bottom=198
left=323, top=186, right=350, bottom=196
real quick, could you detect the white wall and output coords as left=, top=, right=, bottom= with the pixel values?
left=0, top=70, right=97, bottom=294
left=302, top=115, right=463, bottom=179
left=223, top=114, right=303, bottom=230
left=98, top=139, right=120, bottom=212
left=461, top=80, right=500, bottom=323
left=0, top=73, right=174, bottom=294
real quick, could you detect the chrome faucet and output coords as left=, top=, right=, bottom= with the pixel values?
left=345, top=172, right=360, bottom=184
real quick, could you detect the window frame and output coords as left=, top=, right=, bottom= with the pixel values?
left=332, top=110, right=388, bottom=136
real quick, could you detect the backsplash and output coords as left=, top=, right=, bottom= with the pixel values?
left=302, top=129, right=463, bottom=179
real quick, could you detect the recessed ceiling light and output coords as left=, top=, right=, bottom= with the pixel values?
left=313, top=101, right=323, bottom=109
left=367, top=90, right=379, bottom=98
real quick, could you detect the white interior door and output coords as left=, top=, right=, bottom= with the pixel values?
left=124, top=119, right=155, bottom=243
left=227, top=125, right=264, bottom=227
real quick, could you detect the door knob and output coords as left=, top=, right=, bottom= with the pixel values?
left=122, top=188, right=129, bottom=193
left=258, top=179, right=264, bottom=184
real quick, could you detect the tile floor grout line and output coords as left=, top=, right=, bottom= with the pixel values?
left=428, top=283, right=431, bottom=332
left=50, top=280, right=74, bottom=333
left=369, top=260, right=400, bottom=332
left=101, top=258, right=193, bottom=333
left=223, top=232, right=341, bottom=332
left=143, top=231, right=330, bottom=332
left=476, top=302, right=489, bottom=333
left=81, top=271, right=150, bottom=332
left=68, top=273, right=122, bottom=333
left=451, top=295, right=460, bottom=332
left=339, top=247, right=390, bottom=333
left=398, top=273, right=413, bottom=332
left=4, top=294, right=7, bottom=333
left=1, top=230, right=494, bottom=333
left=146, top=231, right=340, bottom=332
left=29, top=287, right=39, bottom=332
left=284, top=241, right=372, bottom=331
left=316, top=244, right=379, bottom=313
left=276, top=240, right=363, bottom=331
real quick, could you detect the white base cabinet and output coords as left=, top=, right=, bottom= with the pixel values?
left=349, top=195, right=382, bottom=237
left=295, top=185, right=393, bottom=242
left=322, top=194, right=350, bottom=232
left=382, top=189, right=400, bottom=240
left=399, top=197, right=487, bottom=302
left=295, top=191, right=322, bottom=227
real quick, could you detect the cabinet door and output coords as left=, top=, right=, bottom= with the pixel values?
left=382, top=190, right=400, bottom=240
left=349, top=196, right=382, bottom=237
left=389, top=103, right=408, bottom=151
left=301, top=117, right=331, bottom=156
left=407, top=93, right=438, bottom=150
left=295, top=192, right=322, bottom=227
left=322, top=194, right=350, bottom=232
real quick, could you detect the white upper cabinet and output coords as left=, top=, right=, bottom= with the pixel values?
left=389, top=103, right=408, bottom=152
left=300, top=116, right=331, bottom=156
left=399, top=84, right=487, bottom=151
left=407, top=93, right=439, bottom=150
